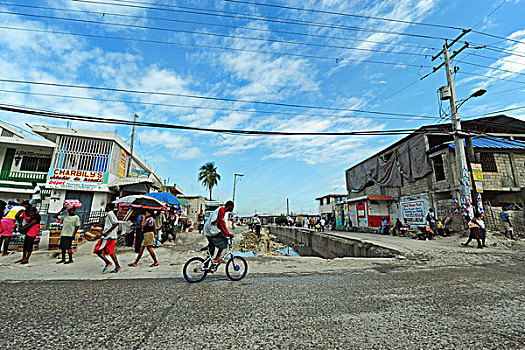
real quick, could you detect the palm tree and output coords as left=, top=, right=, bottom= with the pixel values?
left=198, top=162, right=221, bottom=200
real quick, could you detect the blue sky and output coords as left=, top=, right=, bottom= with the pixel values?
left=0, top=0, right=524, bottom=216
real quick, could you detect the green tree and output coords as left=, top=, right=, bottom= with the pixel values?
left=198, top=162, right=221, bottom=200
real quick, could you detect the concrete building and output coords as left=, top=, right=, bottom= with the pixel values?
left=315, top=194, right=347, bottom=220
left=343, top=115, right=525, bottom=232
left=29, top=125, right=162, bottom=220
left=0, top=122, right=54, bottom=201
left=178, top=195, right=206, bottom=223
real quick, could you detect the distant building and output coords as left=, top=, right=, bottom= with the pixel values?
left=178, top=195, right=206, bottom=223
left=342, top=115, right=525, bottom=232
left=315, top=194, right=347, bottom=220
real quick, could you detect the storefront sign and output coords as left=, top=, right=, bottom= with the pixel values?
left=401, top=200, right=426, bottom=225
left=15, top=150, right=51, bottom=158
left=46, top=168, right=108, bottom=190
left=118, top=149, right=127, bottom=178
left=470, top=163, right=483, bottom=182
left=129, top=168, right=149, bottom=178
left=474, top=181, right=484, bottom=193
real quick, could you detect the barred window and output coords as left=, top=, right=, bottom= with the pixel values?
left=481, top=153, right=497, bottom=172
left=20, top=156, right=51, bottom=172
left=54, top=136, right=113, bottom=172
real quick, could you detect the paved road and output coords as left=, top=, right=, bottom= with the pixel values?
left=1, top=261, right=524, bottom=350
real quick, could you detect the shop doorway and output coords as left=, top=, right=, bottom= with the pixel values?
left=65, top=191, right=93, bottom=222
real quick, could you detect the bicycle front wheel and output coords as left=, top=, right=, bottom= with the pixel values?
left=183, top=257, right=208, bottom=283
left=225, top=256, right=248, bottom=281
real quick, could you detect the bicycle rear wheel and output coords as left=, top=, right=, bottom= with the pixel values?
left=225, top=256, right=248, bottom=281
left=183, top=257, right=208, bottom=283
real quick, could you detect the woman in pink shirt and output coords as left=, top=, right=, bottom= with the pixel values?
left=15, top=207, right=41, bottom=264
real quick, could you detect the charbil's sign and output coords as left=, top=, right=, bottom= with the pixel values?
left=46, top=168, right=109, bottom=190
left=401, top=200, right=426, bottom=225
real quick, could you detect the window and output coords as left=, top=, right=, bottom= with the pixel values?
left=432, top=155, right=446, bottom=181
left=481, top=153, right=497, bottom=172
left=319, top=198, right=323, bottom=205
left=20, top=156, right=51, bottom=172
left=326, top=197, right=331, bottom=204
left=380, top=186, right=387, bottom=195
left=54, top=136, right=113, bottom=172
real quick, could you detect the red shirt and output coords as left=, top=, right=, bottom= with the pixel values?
left=22, top=212, right=41, bottom=237
left=216, top=207, right=232, bottom=237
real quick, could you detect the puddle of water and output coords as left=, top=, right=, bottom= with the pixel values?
left=273, top=247, right=300, bottom=257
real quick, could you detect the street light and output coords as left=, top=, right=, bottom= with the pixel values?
left=232, top=173, right=244, bottom=207
left=457, top=89, right=486, bottom=109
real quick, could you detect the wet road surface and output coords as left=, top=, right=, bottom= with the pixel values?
left=1, top=261, right=524, bottom=349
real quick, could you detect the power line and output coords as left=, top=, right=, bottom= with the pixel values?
left=0, top=78, right=437, bottom=118
left=69, top=0, right=524, bottom=55
left=0, top=88, right=440, bottom=121
left=224, top=0, right=463, bottom=31
left=0, top=1, right=438, bottom=52
left=0, top=103, right=427, bottom=136
left=69, top=0, right=452, bottom=42
left=0, top=9, right=435, bottom=59
left=456, top=60, right=525, bottom=78
left=470, top=0, right=508, bottom=29
left=458, top=71, right=525, bottom=85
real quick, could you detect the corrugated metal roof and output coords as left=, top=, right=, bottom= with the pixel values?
left=448, top=137, right=525, bottom=150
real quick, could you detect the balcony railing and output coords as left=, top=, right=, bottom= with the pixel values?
left=0, top=171, right=47, bottom=183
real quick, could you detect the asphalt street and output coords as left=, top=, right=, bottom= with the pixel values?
left=1, top=260, right=524, bottom=350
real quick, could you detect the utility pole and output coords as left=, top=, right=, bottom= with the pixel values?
left=127, top=114, right=139, bottom=177
left=286, top=198, right=290, bottom=216
left=432, top=29, right=476, bottom=218
left=232, top=173, right=244, bottom=206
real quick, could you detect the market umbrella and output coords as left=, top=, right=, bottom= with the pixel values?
left=113, top=195, right=138, bottom=204
left=144, top=192, right=180, bottom=205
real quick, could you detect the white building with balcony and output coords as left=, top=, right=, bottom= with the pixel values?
left=29, top=125, right=163, bottom=220
left=315, top=194, right=347, bottom=220
left=0, top=122, right=54, bottom=201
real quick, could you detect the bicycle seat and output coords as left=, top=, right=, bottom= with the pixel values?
left=200, top=246, right=209, bottom=252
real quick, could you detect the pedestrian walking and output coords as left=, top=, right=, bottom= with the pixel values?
left=53, top=204, right=81, bottom=264
left=134, top=209, right=144, bottom=253
left=320, top=217, right=326, bottom=232
left=198, top=210, right=205, bottom=234
left=253, top=214, right=262, bottom=239
left=94, top=203, right=121, bottom=273
left=15, top=206, right=41, bottom=265
left=462, top=216, right=483, bottom=248
left=500, top=206, right=516, bottom=240
left=154, top=210, right=166, bottom=248
left=128, top=210, right=159, bottom=268
left=29, top=182, right=41, bottom=206
left=474, top=214, right=487, bottom=247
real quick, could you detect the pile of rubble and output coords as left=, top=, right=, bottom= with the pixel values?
left=236, top=229, right=288, bottom=254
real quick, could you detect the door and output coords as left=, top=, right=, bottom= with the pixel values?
left=65, top=191, right=94, bottom=222
left=356, top=201, right=368, bottom=227
left=1, top=148, right=15, bottom=173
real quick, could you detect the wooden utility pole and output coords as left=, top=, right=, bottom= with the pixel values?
left=127, top=114, right=139, bottom=177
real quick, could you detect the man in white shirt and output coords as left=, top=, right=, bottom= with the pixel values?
left=93, top=203, right=121, bottom=273
left=29, top=182, right=40, bottom=206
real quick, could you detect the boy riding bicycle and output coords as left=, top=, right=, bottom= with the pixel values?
left=203, top=201, right=234, bottom=264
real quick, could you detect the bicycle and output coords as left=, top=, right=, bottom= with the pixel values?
left=183, top=238, right=248, bottom=283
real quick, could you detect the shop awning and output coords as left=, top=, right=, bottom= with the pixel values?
left=177, top=197, right=190, bottom=207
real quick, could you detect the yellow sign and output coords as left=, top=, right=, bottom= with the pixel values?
left=471, top=163, right=483, bottom=182
left=475, top=181, right=483, bottom=193
left=118, top=149, right=127, bottom=178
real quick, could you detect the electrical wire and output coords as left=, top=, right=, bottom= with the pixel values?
left=66, top=0, right=525, bottom=56
left=0, top=10, right=435, bottom=59
left=0, top=78, right=437, bottom=118
left=0, top=1, right=438, bottom=52
left=0, top=103, right=429, bottom=136
left=0, top=25, right=435, bottom=67
left=457, top=72, right=525, bottom=85
left=0, top=88, right=440, bottom=121
left=224, top=0, right=464, bottom=30
left=225, top=0, right=525, bottom=47
left=67, top=0, right=452, bottom=42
